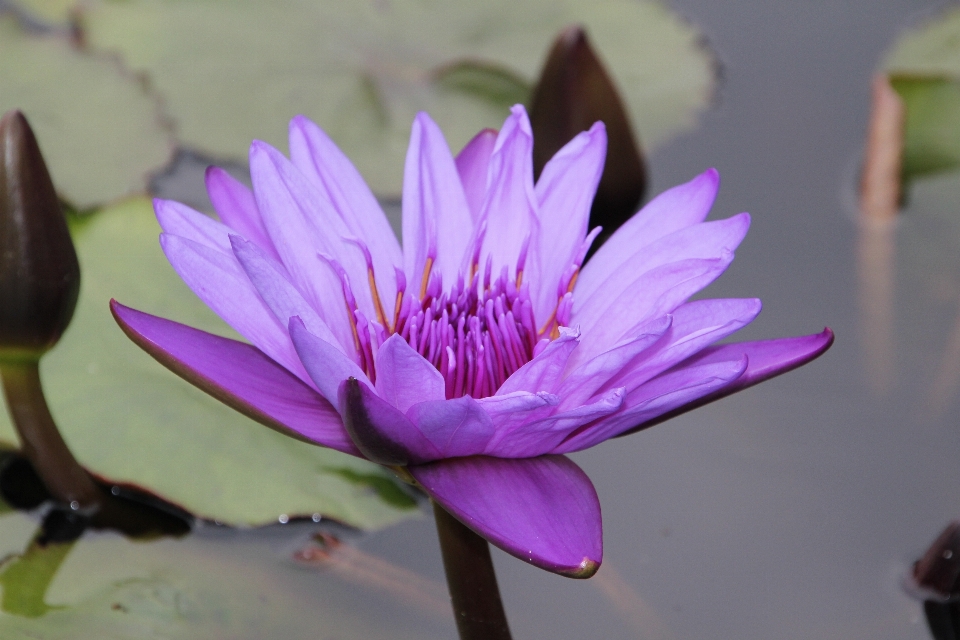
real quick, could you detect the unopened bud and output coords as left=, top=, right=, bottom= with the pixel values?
left=0, top=110, right=80, bottom=360
left=529, top=26, right=647, bottom=240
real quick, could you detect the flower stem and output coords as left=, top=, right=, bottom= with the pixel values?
left=433, top=501, right=513, bottom=640
left=0, top=360, right=101, bottom=509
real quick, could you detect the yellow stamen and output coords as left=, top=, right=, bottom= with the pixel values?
left=367, top=266, right=388, bottom=329
left=392, top=290, right=404, bottom=333
left=419, top=256, right=434, bottom=299
left=566, top=270, right=579, bottom=293
left=516, top=269, right=524, bottom=288
left=345, top=302, right=361, bottom=353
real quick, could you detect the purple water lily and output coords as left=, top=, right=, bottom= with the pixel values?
left=112, top=105, right=832, bottom=578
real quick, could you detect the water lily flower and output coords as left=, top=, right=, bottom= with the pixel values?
left=112, top=105, right=832, bottom=578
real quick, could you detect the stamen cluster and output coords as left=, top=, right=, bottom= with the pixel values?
left=395, top=267, right=538, bottom=399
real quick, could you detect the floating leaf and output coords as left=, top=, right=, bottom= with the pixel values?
left=890, top=77, right=960, bottom=179
left=884, top=7, right=960, bottom=182
left=80, top=0, right=716, bottom=196
left=0, top=198, right=419, bottom=529
left=0, top=16, right=171, bottom=209
left=0, top=517, right=441, bottom=638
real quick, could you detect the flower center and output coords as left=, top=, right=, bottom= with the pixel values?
left=335, top=230, right=598, bottom=400
left=395, top=265, right=538, bottom=399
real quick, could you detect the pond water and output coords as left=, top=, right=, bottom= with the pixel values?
left=5, top=0, right=960, bottom=637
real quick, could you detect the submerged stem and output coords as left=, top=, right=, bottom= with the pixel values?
left=0, top=360, right=101, bottom=508
left=433, top=501, right=512, bottom=640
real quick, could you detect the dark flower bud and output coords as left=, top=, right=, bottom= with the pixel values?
left=529, top=26, right=647, bottom=242
left=0, top=110, right=80, bottom=360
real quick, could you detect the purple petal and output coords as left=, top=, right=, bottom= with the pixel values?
left=205, top=166, right=282, bottom=263
left=249, top=141, right=373, bottom=328
left=287, top=115, right=401, bottom=309
left=496, top=328, right=579, bottom=396
left=577, top=168, right=720, bottom=297
left=573, top=213, right=750, bottom=317
left=485, top=388, right=624, bottom=458
left=571, top=297, right=762, bottom=396
left=155, top=198, right=233, bottom=252
left=401, top=112, right=474, bottom=291
left=338, top=377, right=440, bottom=465
left=110, top=301, right=359, bottom=456
left=407, top=396, right=495, bottom=458
left=615, top=329, right=835, bottom=436
left=159, top=233, right=309, bottom=383
left=557, top=315, right=672, bottom=407
left=288, top=316, right=370, bottom=408
left=374, top=334, right=446, bottom=413
left=574, top=254, right=736, bottom=362
left=478, top=105, right=541, bottom=282
left=455, top=128, right=497, bottom=222
left=409, top=455, right=602, bottom=578
left=532, top=122, right=606, bottom=322
left=477, top=391, right=558, bottom=432
left=555, top=357, right=749, bottom=453
left=230, top=235, right=353, bottom=360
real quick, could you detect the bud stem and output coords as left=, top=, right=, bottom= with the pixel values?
left=433, top=501, right=512, bottom=640
left=0, top=360, right=101, bottom=508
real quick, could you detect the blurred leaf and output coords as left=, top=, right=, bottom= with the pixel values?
left=0, top=540, right=73, bottom=618
left=885, top=7, right=960, bottom=76
left=79, top=0, right=716, bottom=196
left=7, top=0, right=78, bottom=27
left=434, top=61, right=532, bottom=112
left=890, top=76, right=960, bottom=179
left=0, top=518, right=440, bottom=638
left=0, top=198, right=419, bottom=529
left=0, top=16, right=172, bottom=209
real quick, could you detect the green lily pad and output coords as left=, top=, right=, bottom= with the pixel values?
left=0, top=198, right=419, bottom=529
left=889, top=76, right=960, bottom=179
left=79, top=0, right=716, bottom=196
left=0, top=16, right=172, bottom=209
left=0, top=516, right=442, bottom=638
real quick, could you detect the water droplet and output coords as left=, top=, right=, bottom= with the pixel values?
left=944, top=549, right=954, bottom=559
left=278, top=514, right=289, bottom=524
left=69, top=500, right=79, bottom=510
left=312, top=513, right=321, bottom=523
left=110, top=486, right=120, bottom=496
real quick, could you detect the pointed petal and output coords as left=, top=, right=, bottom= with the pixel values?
left=478, top=105, right=541, bottom=281
left=159, top=233, right=308, bottom=383
left=205, top=166, right=282, bottom=263
left=496, top=328, right=579, bottom=396
left=574, top=254, right=736, bottom=362
left=288, top=316, right=370, bottom=408
left=110, top=301, right=358, bottom=456
left=288, top=115, right=401, bottom=310
left=571, top=298, right=762, bottom=395
left=486, top=387, right=624, bottom=458
left=577, top=168, right=720, bottom=296
left=338, top=377, right=440, bottom=465
left=410, top=455, right=602, bottom=578
left=402, top=112, right=474, bottom=289
left=556, top=357, right=748, bottom=452
left=230, top=235, right=350, bottom=361
left=612, top=329, right=835, bottom=438
left=573, top=212, right=750, bottom=312
left=557, top=315, right=672, bottom=407
left=249, top=141, right=370, bottom=331
left=477, top=391, right=558, bottom=432
left=532, top=122, right=606, bottom=321
left=155, top=198, right=233, bottom=252
left=374, top=334, right=445, bottom=413
left=455, top=128, right=497, bottom=222
left=407, top=396, right=495, bottom=458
